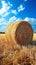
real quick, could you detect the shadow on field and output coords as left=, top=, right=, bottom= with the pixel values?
left=32, top=41, right=36, bottom=45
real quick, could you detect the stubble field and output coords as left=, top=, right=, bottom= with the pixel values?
left=0, top=33, right=36, bottom=65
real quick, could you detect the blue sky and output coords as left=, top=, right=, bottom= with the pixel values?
left=0, top=0, right=36, bottom=32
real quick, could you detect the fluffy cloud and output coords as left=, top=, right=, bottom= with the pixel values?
left=0, top=1, right=25, bottom=16
left=11, top=4, right=25, bottom=15
left=0, top=0, right=13, bottom=17
left=24, top=17, right=36, bottom=23
left=16, top=18, right=21, bottom=22
left=0, top=1, right=10, bottom=15
left=18, top=4, right=25, bottom=12
left=0, top=18, right=8, bottom=25
left=8, top=16, right=17, bottom=23
left=8, top=1, right=13, bottom=6
left=11, top=10, right=17, bottom=15
left=0, top=17, right=8, bottom=32
left=0, top=0, right=13, bottom=32
left=2, top=12, right=10, bottom=17
left=24, top=17, right=36, bottom=24
left=24, top=17, right=29, bottom=21
left=0, top=18, right=4, bottom=23
left=8, top=16, right=21, bottom=24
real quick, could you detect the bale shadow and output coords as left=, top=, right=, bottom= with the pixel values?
left=27, top=41, right=36, bottom=46
left=32, top=41, right=36, bottom=46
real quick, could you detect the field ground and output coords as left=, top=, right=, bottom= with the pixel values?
left=0, top=33, right=36, bottom=65
left=33, top=33, right=36, bottom=41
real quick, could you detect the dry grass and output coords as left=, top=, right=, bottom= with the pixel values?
left=0, top=46, right=36, bottom=65
left=33, top=33, right=36, bottom=41
left=0, top=34, right=8, bottom=44
left=0, top=33, right=36, bottom=65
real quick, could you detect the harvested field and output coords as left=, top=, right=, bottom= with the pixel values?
left=33, top=33, right=36, bottom=41
left=0, top=33, right=36, bottom=65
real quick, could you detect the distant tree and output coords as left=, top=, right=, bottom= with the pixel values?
left=0, top=32, right=5, bottom=34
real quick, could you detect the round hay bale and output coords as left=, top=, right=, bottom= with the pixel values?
left=5, top=23, right=14, bottom=44
left=10, top=21, right=33, bottom=45
left=6, top=21, right=33, bottom=45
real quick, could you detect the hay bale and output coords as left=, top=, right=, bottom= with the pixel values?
left=16, top=21, right=33, bottom=45
left=6, top=21, right=33, bottom=45
left=5, top=23, right=14, bottom=44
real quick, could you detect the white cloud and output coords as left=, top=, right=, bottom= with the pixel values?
left=18, top=4, right=25, bottom=12
left=8, top=1, right=13, bottom=6
left=0, top=22, right=7, bottom=25
left=8, top=16, right=21, bottom=24
left=11, top=10, right=17, bottom=15
left=0, top=1, right=10, bottom=15
left=0, top=18, right=8, bottom=25
left=16, top=18, right=21, bottom=22
left=11, top=4, right=25, bottom=15
left=24, top=17, right=36, bottom=24
left=0, top=1, right=13, bottom=18
left=0, top=18, right=4, bottom=22
left=2, top=12, right=10, bottom=17
left=24, top=17, right=36, bottom=21
left=8, top=16, right=17, bottom=23
left=0, top=17, right=8, bottom=32
left=24, top=17, right=29, bottom=21
left=0, top=16, right=10, bottom=32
